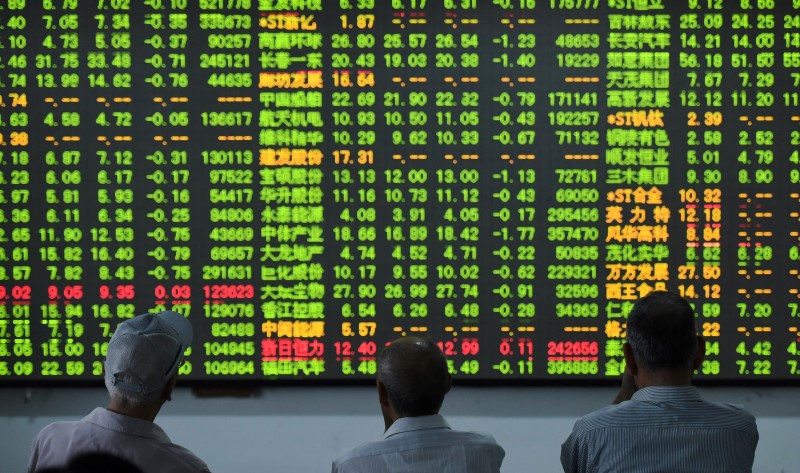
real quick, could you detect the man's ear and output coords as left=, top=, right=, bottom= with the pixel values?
left=163, top=373, right=178, bottom=402
left=377, top=379, right=390, bottom=409
left=692, top=335, right=705, bottom=371
left=623, top=342, right=638, bottom=378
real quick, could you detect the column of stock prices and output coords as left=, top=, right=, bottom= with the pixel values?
left=1, top=0, right=800, bottom=382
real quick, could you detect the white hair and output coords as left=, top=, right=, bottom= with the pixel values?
left=105, top=371, right=172, bottom=409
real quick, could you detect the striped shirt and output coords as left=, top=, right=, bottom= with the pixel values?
left=332, top=414, right=505, bottom=473
left=561, top=386, right=758, bottom=473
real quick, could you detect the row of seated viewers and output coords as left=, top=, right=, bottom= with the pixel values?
left=27, top=291, right=758, bottom=473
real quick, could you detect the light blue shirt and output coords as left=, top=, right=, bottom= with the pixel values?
left=333, top=414, right=505, bottom=473
left=561, top=386, right=758, bottom=473
left=28, top=407, right=210, bottom=473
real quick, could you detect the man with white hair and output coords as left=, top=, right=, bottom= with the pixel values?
left=28, top=310, right=210, bottom=473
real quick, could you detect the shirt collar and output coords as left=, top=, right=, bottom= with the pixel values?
left=85, top=407, right=172, bottom=442
left=631, top=385, right=702, bottom=403
left=383, top=414, right=451, bottom=440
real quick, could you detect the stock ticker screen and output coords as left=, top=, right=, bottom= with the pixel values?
left=1, top=0, right=800, bottom=383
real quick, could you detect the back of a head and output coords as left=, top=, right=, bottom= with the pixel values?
left=378, top=337, right=450, bottom=417
left=626, top=291, right=698, bottom=372
left=104, top=311, right=193, bottom=409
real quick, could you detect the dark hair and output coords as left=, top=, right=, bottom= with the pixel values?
left=378, top=337, right=450, bottom=417
left=626, top=291, right=698, bottom=371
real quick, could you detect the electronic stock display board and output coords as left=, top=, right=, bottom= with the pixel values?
left=1, top=0, right=800, bottom=382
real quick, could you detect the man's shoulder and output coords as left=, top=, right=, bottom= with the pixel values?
left=156, top=443, right=212, bottom=472
left=30, top=413, right=210, bottom=473
left=573, top=396, right=756, bottom=434
left=34, top=418, right=88, bottom=442
left=432, top=428, right=504, bottom=456
left=432, top=427, right=501, bottom=444
left=332, top=437, right=393, bottom=470
left=334, top=428, right=502, bottom=464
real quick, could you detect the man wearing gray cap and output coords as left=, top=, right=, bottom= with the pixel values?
left=28, top=311, right=211, bottom=473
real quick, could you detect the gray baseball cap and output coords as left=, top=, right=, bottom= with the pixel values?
left=104, top=311, right=192, bottom=394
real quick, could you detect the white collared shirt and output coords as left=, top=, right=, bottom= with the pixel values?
left=28, top=407, right=210, bottom=473
left=333, top=414, right=505, bottom=473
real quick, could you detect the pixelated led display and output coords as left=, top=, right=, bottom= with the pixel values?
left=1, top=0, right=800, bottom=381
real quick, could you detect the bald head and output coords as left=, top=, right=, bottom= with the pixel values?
left=378, top=337, right=451, bottom=418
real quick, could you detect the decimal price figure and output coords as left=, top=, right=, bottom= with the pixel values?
left=731, top=3, right=781, bottom=378
left=487, top=4, right=540, bottom=370
left=89, top=0, right=138, bottom=340
left=145, top=1, right=193, bottom=322
left=330, top=0, right=380, bottom=377
left=434, top=166, right=481, bottom=375
left=2, top=0, right=35, bottom=378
